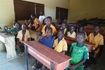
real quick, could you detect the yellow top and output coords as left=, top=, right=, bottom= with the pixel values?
left=41, top=24, right=57, bottom=35
left=54, top=38, right=67, bottom=53
left=33, top=18, right=40, bottom=29
left=17, top=30, right=30, bottom=42
left=88, top=33, right=104, bottom=51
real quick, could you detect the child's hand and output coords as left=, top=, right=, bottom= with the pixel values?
left=70, top=65, right=77, bottom=70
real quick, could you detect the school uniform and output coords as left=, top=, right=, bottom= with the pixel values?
left=41, top=24, right=57, bottom=35
left=67, top=31, right=76, bottom=39
left=54, top=38, right=67, bottom=53
left=88, top=33, right=104, bottom=54
left=66, top=43, right=89, bottom=70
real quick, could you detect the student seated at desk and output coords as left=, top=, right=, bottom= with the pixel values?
left=88, top=26, right=104, bottom=58
left=54, top=30, right=67, bottom=54
left=32, top=15, right=42, bottom=31
left=78, top=26, right=87, bottom=39
left=66, top=33, right=89, bottom=70
left=28, top=14, right=36, bottom=30
left=67, top=25, right=76, bottom=39
left=59, top=22, right=67, bottom=35
left=41, top=16, right=57, bottom=36
left=17, top=24, right=31, bottom=55
left=39, top=26, right=54, bottom=48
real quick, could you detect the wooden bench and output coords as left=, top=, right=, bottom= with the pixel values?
left=24, top=41, right=71, bottom=70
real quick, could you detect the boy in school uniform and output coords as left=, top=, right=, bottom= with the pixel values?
left=41, top=16, right=57, bottom=36
left=67, top=25, right=76, bottom=39
left=39, top=26, right=54, bottom=48
left=78, top=26, right=87, bottom=39
left=17, top=24, right=31, bottom=54
left=59, top=22, right=67, bottom=35
left=66, top=33, right=89, bottom=70
left=54, top=30, right=67, bottom=54
left=88, top=26, right=104, bottom=57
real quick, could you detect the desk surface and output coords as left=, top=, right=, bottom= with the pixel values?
left=24, top=41, right=70, bottom=64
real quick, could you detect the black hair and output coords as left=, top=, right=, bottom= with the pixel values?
left=76, top=32, right=85, bottom=38
left=46, top=16, right=52, bottom=21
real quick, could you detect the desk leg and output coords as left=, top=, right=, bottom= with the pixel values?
left=51, top=62, right=55, bottom=70
left=25, top=45, right=29, bottom=70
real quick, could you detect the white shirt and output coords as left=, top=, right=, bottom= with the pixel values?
left=67, top=31, right=76, bottom=38
left=39, top=15, right=45, bottom=23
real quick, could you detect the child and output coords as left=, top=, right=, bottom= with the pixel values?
left=41, top=16, right=57, bottom=36
left=39, top=26, right=54, bottom=48
left=88, top=26, right=104, bottom=57
left=33, top=26, right=55, bottom=70
left=59, top=22, right=67, bottom=35
left=78, top=26, right=87, bottom=39
left=67, top=25, right=76, bottom=39
left=39, top=12, right=45, bottom=24
left=54, top=30, right=67, bottom=54
left=66, top=33, right=89, bottom=70
left=33, top=15, right=42, bottom=31
left=17, top=24, right=31, bottom=54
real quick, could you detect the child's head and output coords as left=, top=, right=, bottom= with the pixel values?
left=78, top=26, right=84, bottom=33
left=45, top=26, right=52, bottom=37
left=94, top=26, right=100, bottom=34
left=21, top=24, right=27, bottom=31
left=61, top=23, right=66, bottom=29
left=59, top=23, right=66, bottom=30
left=45, top=16, right=52, bottom=27
left=58, top=30, right=64, bottom=41
left=14, top=22, right=20, bottom=29
left=76, top=33, right=85, bottom=45
left=69, top=25, right=75, bottom=32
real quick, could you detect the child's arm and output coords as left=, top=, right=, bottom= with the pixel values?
left=70, top=59, right=86, bottom=70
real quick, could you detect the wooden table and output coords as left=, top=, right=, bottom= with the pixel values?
left=65, top=37, right=94, bottom=52
left=0, top=33, right=17, bottom=59
left=24, top=41, right=71, bottom=70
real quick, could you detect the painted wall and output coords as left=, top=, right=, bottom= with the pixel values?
left=68, top=0, right=102, bottom=22
left=0, top=0, right=69, bottom=28
left=100, top=0, right=105, bottom=19
left=0, top=0, right=105, bottom=28
left=24, top=0, right=69, bottom=20
left=0, top=0, right=15, bottom=28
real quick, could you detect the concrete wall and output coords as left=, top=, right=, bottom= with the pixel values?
left=0, top=0, right=15, bottom=28
left=68, top=0, right=102, bottom=22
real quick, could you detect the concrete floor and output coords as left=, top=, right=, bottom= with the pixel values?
left=0, top=46, right=105, bottom=70
left=0, top=51, right=36, bottom=70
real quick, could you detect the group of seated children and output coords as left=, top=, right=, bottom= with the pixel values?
left=2, top=15, right=104, bottom=70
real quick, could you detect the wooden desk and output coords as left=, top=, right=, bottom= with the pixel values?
left=65, top=37, right=94, bottom=52
left=24, top=41, right=70, bottom=70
